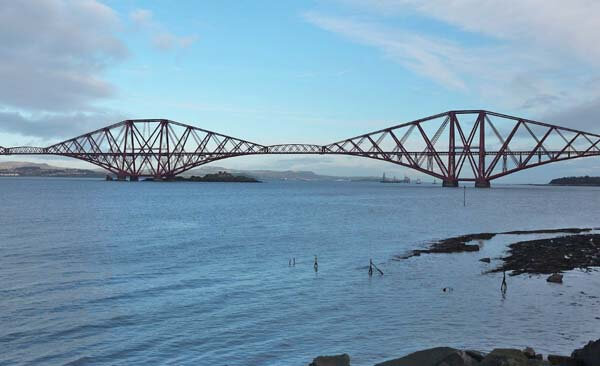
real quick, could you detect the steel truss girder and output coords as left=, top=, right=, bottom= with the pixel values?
left=2, top=112, right=600, bottom=182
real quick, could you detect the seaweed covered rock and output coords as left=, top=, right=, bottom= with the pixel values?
left=479, top=348, right=528, bottom=365
left=547, top=355, right=576, bottom=365
left=546, top=273, right=563, bottom=284
left=572, top=338, right=600, bottom=366
left=375, top=347, right=479, bottom=366
left=309, top=353, right=350, bottom=366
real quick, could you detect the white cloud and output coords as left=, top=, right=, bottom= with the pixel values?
left=0, top=110, right=124, bottom=140
left=129, top=8, right=198, bottom=51
left=0, top=0, right=127, bottom=139
left=0, top=0, right=126, bottom=111
left=130, top=8, right=152, bottom=26
left=304, top=12, right=467, bottom=90
left=152, top=33, right=198, bottom=51
left=305, top=1, right=600, bottom=131
left=354, top=0, right=600, bottom=64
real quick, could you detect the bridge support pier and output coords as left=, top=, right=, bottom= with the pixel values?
left=442, top=180, right=459, bottom=187
left=117, top=174, right=127, bottom=181
left=129, top=176, right=139, bottom=182
left=475, top=179, right=491, bottom=188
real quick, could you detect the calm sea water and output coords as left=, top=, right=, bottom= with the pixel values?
left=1, top=178, right=600, bottom=366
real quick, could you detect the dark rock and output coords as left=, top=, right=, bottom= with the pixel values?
left=546, top=273, right=563, bottom=283
left=503, top=228, right=592, bottom=235
left=523, top=347, right=536, bottom=359
left=375, top=347, right=479, bottom=366
left=480, top=257, right=491, bottom=263
left=402, top=228, right=593, bottom=262
left=572, top=338, right=600, bottom=366
left=525, top=360, right=550, bottom=366
left=547, top=354, right=577, bottom=365
left=437, top=350, right=481, bottom=366
left=491, top=234, right=600, bottom=276
left=465, top=350, right=486, bottom=362
left=309, top=353, right=350, bottom=366
left=400, top=233, right=491, bottom=259
left=480, top=348, right=528, bottom=365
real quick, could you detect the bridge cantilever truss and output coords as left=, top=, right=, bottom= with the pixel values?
left=2, top=110, right=600, bottom=186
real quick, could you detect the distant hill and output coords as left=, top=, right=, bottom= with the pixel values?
left=0, top=161, right=104, bottom=178
left=0, top=161, right=382, bottom=181
left=185, top=165, right=379, bottom=181
left=549, top=176, right=600, bottom=186
left=0, top=161, right=56, bottom=169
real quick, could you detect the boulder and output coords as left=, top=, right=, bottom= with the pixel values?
left=480, top=348, right=528, bottom=366
left=437, top=350, right=481, bottom=366
left=523, top=347, right=536, bottom=359
left=465, top=350, right=486, bottom=362
left=546, top=273, right=563, bottom=283
left=571, top=338, right=600, bottom=366
left=375, top=347, right=479, bottom=366
left=464, top=244, right=480, bottom=252
left=547, top=354, right=577, bottom=365
left=480, top=257, right=491, bottom=263
left=309, top=353, right=350, bottom=366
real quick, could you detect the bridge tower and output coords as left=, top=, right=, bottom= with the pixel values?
left=443, top=112, right=459, bottom=187
left=475, top=112, right=490, bottom=188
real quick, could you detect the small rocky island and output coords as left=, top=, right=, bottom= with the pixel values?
left=549, top=176, right=600, bottom=186
left=171, top=171, right=260, bottom=182
left=130, top=171, right=261, bottom=182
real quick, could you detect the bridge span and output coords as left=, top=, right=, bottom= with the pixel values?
left=2, top=110, right=600, bottom=187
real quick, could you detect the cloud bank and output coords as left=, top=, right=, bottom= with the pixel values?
left=0, top=0, right=127, bottom=139
left=306, top=1, right=600, bottom=131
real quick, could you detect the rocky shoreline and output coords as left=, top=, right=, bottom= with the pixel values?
left=396, top=228, right=594, bottom=261
left=308, top=338, right=600, bottom=365
left=490, top=234, right=600, bottom=275
left=396, top=228, right=600, bottom=278
left=307, top=229, right=600, bottom=366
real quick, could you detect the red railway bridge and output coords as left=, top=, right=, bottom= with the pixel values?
left=2, top=110, right=599, bottom=187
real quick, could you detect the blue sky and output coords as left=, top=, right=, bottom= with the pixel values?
left=1, top=1, right=600, bottom=182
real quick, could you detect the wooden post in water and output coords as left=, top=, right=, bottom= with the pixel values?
left=463, top=186, right=466, bottom=207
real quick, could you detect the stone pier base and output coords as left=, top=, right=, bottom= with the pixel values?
left=475, top=180, right=491, bottom=188
left=442, top=180, right=459, bottom=187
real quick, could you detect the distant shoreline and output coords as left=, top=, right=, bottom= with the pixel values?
left=548, top=176, right=600, bottom=186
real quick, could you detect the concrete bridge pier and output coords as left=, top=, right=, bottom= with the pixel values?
left=475, top=179, right=491, bottom=188
left=117, top=174, right=127, bottom=181
left=129, top=176, right=139, bottom=181
left=442, top=180, right=459, bottom=187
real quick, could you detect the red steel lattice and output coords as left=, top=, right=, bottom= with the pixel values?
left=2, top=111, right=600, bottom=186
